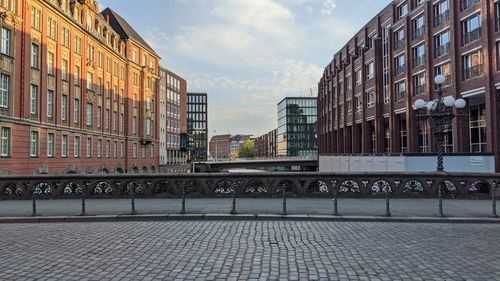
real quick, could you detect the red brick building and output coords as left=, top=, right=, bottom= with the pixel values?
left=255, top=129, right=277, bottom=158
left=317, top=0, right=500, bottom=172
left=0, top=0, right=160, bottom=175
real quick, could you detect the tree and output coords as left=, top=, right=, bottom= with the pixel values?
left=239, top=139, right=255, bottom=158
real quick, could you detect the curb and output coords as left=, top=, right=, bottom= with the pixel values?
left=0, top=214, right=499, bottom=224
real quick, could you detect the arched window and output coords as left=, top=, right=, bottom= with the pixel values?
left=87, top=13, right=92, bottom=29
left=142, top=54, right=147, bottom=66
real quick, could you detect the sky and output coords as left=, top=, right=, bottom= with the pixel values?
left=97, top=0, right=391, bottom=137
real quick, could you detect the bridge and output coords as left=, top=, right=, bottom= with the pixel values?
left=195, top=157, right=319, bottom=172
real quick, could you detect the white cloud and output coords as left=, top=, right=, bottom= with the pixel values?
left=320, top=0, right=337, bottom=15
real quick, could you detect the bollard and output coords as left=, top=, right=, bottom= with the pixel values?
left=231, top=188, right=236, bottom=215
left=333, top=186, right=339, bottom=216
left=282, top=186, right=287, bottom=216
left=31, top=196, right=37, bottom=217
left=131, top=194, right=137, bottom=215
left=385, top=189, right=391, bottom=217
left=181, top=185, right=186, bottom=214
left=438, top=184, right=444, bottom=217
left=493, top=182, right=498, bottom=218
left=80, top=185, right=86, bottom=216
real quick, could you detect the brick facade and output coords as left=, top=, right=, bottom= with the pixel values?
left=0, top=0, right=160, bottom=175
left=317, top=0, right=500, bottom=172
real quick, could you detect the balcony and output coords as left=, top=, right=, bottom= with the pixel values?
left=435, top=42, right=450, bottom=58
left=413, top=55, right=425, bottom=68
left=412, top=27, right=424, bottom=40
left=414, top=85, right=425, bottom=96
left=434, top=11, right=450, bottom=27
left=461, top=0, right=479, bottom=11
left=462, top=28, right=481, bottom=46
left=394, top=39, right=405, bottom=50
left=394, top=65, right=405, bottom=76
left=463, top=64, right=483, bottom=80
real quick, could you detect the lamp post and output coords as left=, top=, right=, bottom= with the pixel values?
left=413, top=74, right=467, bottom=172
left=414, top=75, right=466, bottom=217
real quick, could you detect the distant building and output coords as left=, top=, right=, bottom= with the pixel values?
left=187, top=93, right=208, bottom=161
left=255, top=129, right=277, bottom=158
left=277, top=97, right=317, bottom=157
left=229, top=135, right=252, bottom=158
left=209, top=134, right=231, bottom=159
left=159, top=67, right=188, bottom=172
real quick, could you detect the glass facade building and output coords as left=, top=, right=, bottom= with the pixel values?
left=277, top=97, right=317, bottom=157
left=187, top=93, right=208, bottom=161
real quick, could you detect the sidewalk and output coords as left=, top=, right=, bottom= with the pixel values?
left=0, top=198, right=497, bottom=218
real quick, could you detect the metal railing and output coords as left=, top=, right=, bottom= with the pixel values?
left=412, top=27, right=424, bottom=40
left=462, top=28, right=481, bottom=46
left=434, top=11, right=450, bottom=27
left=414, top=84, right=426, bottom=96
left=413, top=55, right=425, bottom=68
left=463, top=64, right=483, bottom=80
left=394, top=39, right=405, bottom=50
left=394, top=65, right=405, bottom=76
left=0, top=172, right=498, bottom=218
left=435, top=42, right=450, bottom=58
left=461, top=0, right=479, bottom=11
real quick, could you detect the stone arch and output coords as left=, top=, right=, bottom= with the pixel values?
left=99, top=167, right=110, bottom=174
left=213, top=180, right=234, bottom=195
left=150, top=166, right=156, bottom=173
left=244, top=180, right=268, bottom=194
left=403, top=180, right=424, bottom=193
left=276, top=180, right=297, bottom=193
left=371, top=180, right=392, bottom=193
left=142, top=166, right=148, bottom=173
left=93, top=181, right=113, bottom=195
left=339, top=179, right=360, bottom=193
left=469, top=181, right=490, bottom=194
left=132, top=166, right=139, bottom=173
left=115, top=167, right=125, bottom=174
left=308, top=180, right=329, bottom=193
left=2, top=182, right=24, bottom=197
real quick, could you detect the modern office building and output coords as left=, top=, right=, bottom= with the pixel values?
left=187, top=92, right=208, bottom=161
left=159, top=67, right=188, bottom=171
left=277, top=97, right=317, bottom=157
left=0, top=0, right=160, bottom=175
left=255, top=129, right=277, bottom=158
left=317, top=0, right=500, bottom=172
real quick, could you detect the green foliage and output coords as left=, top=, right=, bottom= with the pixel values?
left=239, top=139, right=255, bottom=158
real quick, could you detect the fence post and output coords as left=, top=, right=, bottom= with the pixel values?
left=493, top=181, right=498, bottom=218
left=80, top=183, right=87, bottom=216
left=231, top=186, right=237, bottom=215
left=31, top=187, right=37, bottom=217
left=282, top=185, right=287, bottom=216
left=131, top=193, right=137, bottom=215
left=181, top=184, right=186, bottom=214
left=385, top=188, right=391, bottom=217
left=438, top=184, right=444, bottom=217
left=333, top=183, right=339, bottom=216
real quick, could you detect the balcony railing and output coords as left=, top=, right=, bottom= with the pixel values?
left=434, top=11, right=450, bottom=27
left=413, top=55, right=425, bottom=68
left=394, top=39, right=405, bottom=50
left=412, top=27, right=424, bottom=40
left=395, top=90, right=406, bottom=101
left=462, top=28, right=481, bottom=46
left=394, top=65, right=405, bottom=76
left=461, top=0, right=479, bottom=11
left=435, top=42, right=450, bottom=58
left=463, top=64, right=483, bottom=80
left=414, top=84, right=425, bottom=96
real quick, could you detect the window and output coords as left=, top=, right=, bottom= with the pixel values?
left=97, top=106, right=102, bottom=128
left=105, top=109, right=110, bottom=129
left=132, top=116, right=137, bottom=134
left=133, top=143, right=138, bottom=158
left=31, top=43, right=39, bottom=68
left=434, top=0, right=449, bottom=27
left=413, top=72, right=426, bottom=96
left=86, top=103, right=93, bottom=126
left=47, top=17, right=57, bottom=40
left=74, top=136, right=80, bottom=158
left=497, top=41, right=500, bottom=70
left=47, top=133, right=54, bottom=157
left=97, top=78, right=102, bottom=95
left=142, top=146, right=146, bottom=158
left=435, top=31, right=450, bottom=58
left=469, top=103, right=486, bottom=152
left=30, top=131, right=39, bottom=157
left=47, top=52, right=55, bottom=75
left=132, top=49, right=137, bottom=62
left=463, top=49, right=483, bottom=80
left=366, top=92, right=375, bottom=108
left=97, top=139, right=102, bottom=158
left=394, top=54, right=405, bottom=75
left=47, top=90, right=54, bottom=118
left=462, top=13, right=481, bottom=46
left=1, top=28, right=10, bottom=55
left=496, top=2, right=500, bottom=31
left=61, top=27, right=70, bottom=47
left=346, top=76, right=352, bottom=90
left=86, top=137, right=92, bottom=158
left=1, top=127, right=10, bottom=157
left=0, top=73, right=9, bottom=108
left=61, top=135, right=68, bottom=157
left=462, top=0, right=479, bottom=11
left=355, top=95, right=363, bottom=112
left=395, top=81, right=406, bottom=101
left=394, top=28, right=405, bottom=50
left=146, top=118, right=152, bottom=135
left=412, top=15, right=424, bottom=40
left=31, top=6, right=41, bottom=30
left=74, top=36, right=82, bottom=54
left=62, top=59, right=68, bottom=80
left=355, top=70, right=362, bottom=85
left=151, top=144, right=154, bottom=158
left=106, top=82, right=110, bottom=98
left=61, top=95, right=67, bottom=121
left=419, top=124, right=429, bottom=152
left=113, top=111, right=117, bottom=132
left=86, top=72, right=93, bottom=90
left=114, top=141, right=118, bottom=158
left=435, top=63, right=451, bottom=86
left=74, top=65, right=80, bottom=85
left=366, top=62, right=374, bottom=80
left=105, top=140, right=110, bottom=158
left=120, top=113, right=124, bottom=133
left=412, top=43, right=425, bottom=67
left=87, top=45, right=94, bottom=63
left=397, top=2, right=408, bottom=21
left=30, top=84, right=38, bottom=115
left=74, top=99, right=80, bottom=123
left=121, top=141, right=125, bottom=158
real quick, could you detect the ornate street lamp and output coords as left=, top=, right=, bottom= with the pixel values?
left=413, top=74, right=467, bottom=172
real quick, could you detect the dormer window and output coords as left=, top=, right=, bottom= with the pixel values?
left=87, top=14, right=92, bottom=29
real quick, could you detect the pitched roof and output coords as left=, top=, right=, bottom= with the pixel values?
left=101, top=7, right=158, bottom=57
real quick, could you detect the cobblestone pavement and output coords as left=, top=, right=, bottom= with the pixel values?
left=0, top=222, right=499, bottom=281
